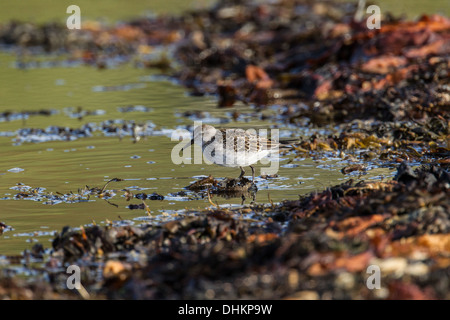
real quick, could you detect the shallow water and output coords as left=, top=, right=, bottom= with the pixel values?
left=0, top=0, right=445, bottom=255
left=0, top=0, right=448, bottom=23
left=0, top=49, right=397, bottom=254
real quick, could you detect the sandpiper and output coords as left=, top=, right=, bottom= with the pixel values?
left=181, top=124, right=280, bottom=181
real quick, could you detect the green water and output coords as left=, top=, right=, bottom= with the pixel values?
left=0, top=0, right=444, bottom=255
left=0, top=0, right=448, bottom=24
left=0, top=0, right=214, bottom=24
left=0, top=50, right=366, bottom=254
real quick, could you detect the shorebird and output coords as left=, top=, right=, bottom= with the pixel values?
left=181, top=124, right=281, bottom=181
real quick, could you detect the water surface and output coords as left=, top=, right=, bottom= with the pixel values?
left=0, top=0, right=444, bottom=254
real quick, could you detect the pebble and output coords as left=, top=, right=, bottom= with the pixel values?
left=334, top=272, right=355, bottom=290
left=287, top=290, right=319, bottom=300
left=371, top=257, right=408, bottom=278
left=405, top=262, right=429, bottom=277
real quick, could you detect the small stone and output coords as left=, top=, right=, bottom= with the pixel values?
left=334, top=272, right=355, bottom=289
left=372, top=257, right=407, bottom=278
left=405, top=262, right=429, bottom=277
left=288, top=269, right=299, bottom=289
left=286, top=290, right=319, bottom=300
left=373, top=287, right=389, bottom=299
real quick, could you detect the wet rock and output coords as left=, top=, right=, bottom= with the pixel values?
left=30, top=243, right=45, bottom=259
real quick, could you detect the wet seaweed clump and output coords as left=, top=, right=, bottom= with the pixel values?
left=0, top=109, right=56, bottom=123
left=187, top=175, right=255, bottom=192
left=134, top=192, right=164, bottom=201
left=0, top=222, right=7, bottom=235
left=126, top=191, right=164, bottom=212
left=278, top=114, right=449, bottom=171
left=9, top=119, right=158, bottom=145
left=186, top=175, right=257, bottom=204
left=13, top=125, right=93, bottom=145
left=281, top=164, right=449, bottom=239
left=173, top=1, right=450, bottom=124
left=0, top=163, right=447, bottom=299
left=9, top=178, right=124, bottom=205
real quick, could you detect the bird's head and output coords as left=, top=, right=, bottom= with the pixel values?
left=181, top=124, right=217, bottom=151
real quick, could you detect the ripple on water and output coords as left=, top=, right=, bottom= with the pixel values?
left=117, top=105, right=153, bottom=113
left=92, top=83, right=146, bottom=92
left=13, top=230, right=56, bottom=238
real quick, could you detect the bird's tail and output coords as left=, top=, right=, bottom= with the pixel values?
left=279, top=137, right=301, bottom=146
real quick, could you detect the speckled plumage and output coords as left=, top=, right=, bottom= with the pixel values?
left=182, top=124, right=280, bottom=180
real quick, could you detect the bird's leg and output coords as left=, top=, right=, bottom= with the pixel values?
left=250, top=165, right=255, bottom=182
left=238, top=166, right=245, bottom=180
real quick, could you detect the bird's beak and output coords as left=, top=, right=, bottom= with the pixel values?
left=181, top=138, right=195, bottom=151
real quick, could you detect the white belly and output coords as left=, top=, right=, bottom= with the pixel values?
left=202, top=148, right=273, bottom=167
